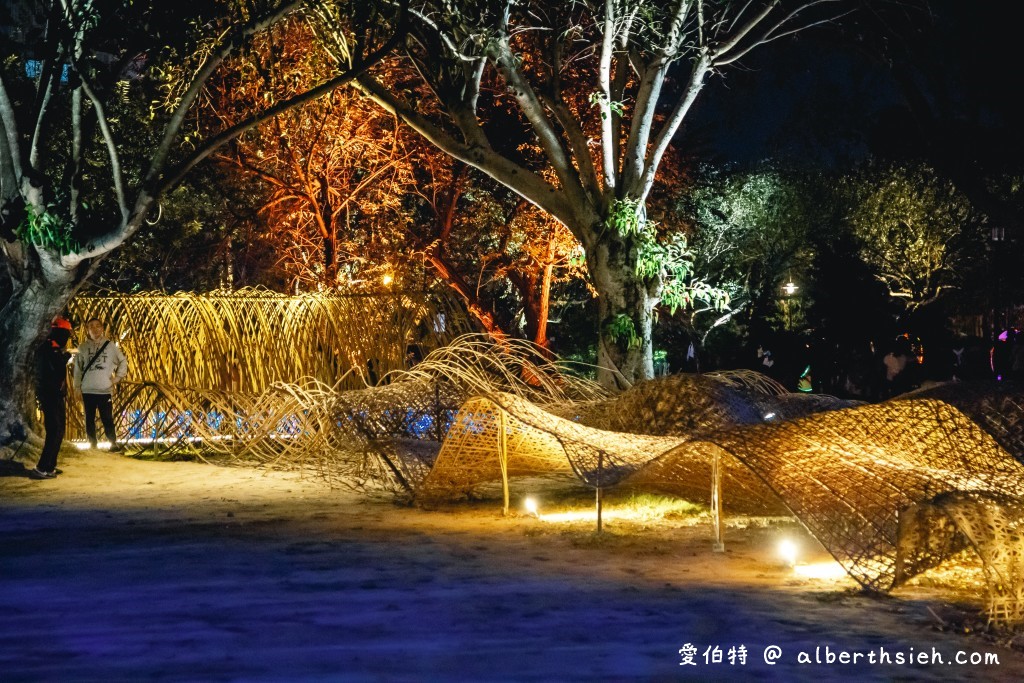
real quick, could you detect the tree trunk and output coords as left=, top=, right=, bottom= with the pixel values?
left=522, top=280, right=550, bottom=351
left=525, top=233, right=555, bottom=352
left=587, top=233, right=656, bottom=390
left=0, top=268, right=78, bottom=447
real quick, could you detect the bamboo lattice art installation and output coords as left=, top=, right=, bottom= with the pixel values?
left=64, top=288, right=473, bottom=442
left=67, top=287, right=472, bottom=396
left=421, top=377, right=1024, bottom=626
left=51, top=299, right=1024, bottom=626
left=73, top=335, right=606, bottom=494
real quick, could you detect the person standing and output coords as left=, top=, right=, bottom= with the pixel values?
left=30, top=317, right=73, bottom=479
left=73, top=318, right=128, bottom=452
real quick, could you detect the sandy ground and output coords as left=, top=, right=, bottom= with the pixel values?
left=2, top=448, right=1023, bottom=682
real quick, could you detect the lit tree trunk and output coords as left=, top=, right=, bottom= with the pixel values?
left=512, top=230, right=556, bottom=352
left=0, top=252, right=85, bottom=446
left=588, top=233, right=656, bottom=389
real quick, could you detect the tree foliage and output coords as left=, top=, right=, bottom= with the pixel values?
left=682, top=165, right=818, bottom=338
left=843, top=162, right=977, bottom=309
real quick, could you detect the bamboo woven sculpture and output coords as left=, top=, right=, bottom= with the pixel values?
left=423, top=379, right=1024, bottom=627
left=66, top=287, right=472, bottom=396
left=70, top=333, right=606, bottom=495
left=52, top=293, right=1024, bottom=626
left=64, top=288, right=473, bottom=442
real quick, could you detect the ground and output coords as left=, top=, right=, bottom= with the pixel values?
left=1, top=449, right=1022, bottom=681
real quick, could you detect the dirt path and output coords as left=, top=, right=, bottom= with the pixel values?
left=1, top=450, right=1022, bottom=681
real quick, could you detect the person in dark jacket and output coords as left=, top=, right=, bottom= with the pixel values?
left=30, top=317, right=73, bottom=479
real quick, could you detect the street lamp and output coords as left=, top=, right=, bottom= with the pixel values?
left=781, top=280, right=798, bottom=330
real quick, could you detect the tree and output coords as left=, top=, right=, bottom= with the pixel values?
left=343, top=0, right=853, bottom=387
left=0, top=0, right=407, bottom=445
left=843, top=162, right=977, bottom=310
left=204, top=16, right=418, bottom=291
left=683, top=165, right=817, bottom=343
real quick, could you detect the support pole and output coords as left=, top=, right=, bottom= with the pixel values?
left=596, top=452, right=604, bottom=533
left=497, top=407, right=509, bottom=516
left=711, top=449, right=725, bottom=552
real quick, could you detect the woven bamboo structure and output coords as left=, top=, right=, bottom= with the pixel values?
left=66, top=287, right=471, bottom=396
left=421, top=378, right=1024, bottom=626
left=51, top=292, right=1024, bottom=625
left=64, top=288, right=472, bottom=442
left=70, top=336, right=606, bottom=493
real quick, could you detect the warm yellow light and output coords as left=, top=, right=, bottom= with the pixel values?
left=778, top=539, right=799, bottom=567
left=381, top=273, right=394, bottom=286
left=782, top=281, right=798, bottom=296
left=794, top=562, right=848, bottom=581
left=524, top=496, right=539, bottom=518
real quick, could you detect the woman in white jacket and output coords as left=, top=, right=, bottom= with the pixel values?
left=73, top=318, right=128, bottom=451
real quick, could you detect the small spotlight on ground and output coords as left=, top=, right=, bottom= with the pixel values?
left=524, top=496, right=540, bottom=518
left=778, top=539, right=798, bottom=568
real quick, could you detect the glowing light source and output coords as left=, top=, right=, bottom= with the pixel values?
left=381, top=273, right=394, bottom=286
left=782, top=281, right=798, bottom=296
left=778, top=539, right=799, bottom=567
left=524, top=496, right=540, bottom=518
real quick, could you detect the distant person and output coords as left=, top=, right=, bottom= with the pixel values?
left=882, top=346, right=909, bottom=398
left=991, top=329, right=1015, bottom=381
left=30, top=317, right=73, bottom=480
left=73, top=318, right=128, bottom=451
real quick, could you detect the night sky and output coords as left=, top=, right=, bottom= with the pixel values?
left=687, top=0, right=1023, bottom=177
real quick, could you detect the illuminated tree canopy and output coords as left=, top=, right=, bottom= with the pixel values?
left=342, top=0, right=861, bottom=387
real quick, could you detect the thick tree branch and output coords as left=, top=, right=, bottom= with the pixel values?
left=598, top=0, right=618, bottom=191
left=636, top=53, right=711, bottom=204
left=486, top=37, right=589, bottom=210
left=142, top=0, right=306, bottom=196
left=355, top=74, right=583, bottom=238
left=75, top=68, right=129, bottom=219
left=0, top=77, right=24, bottom=187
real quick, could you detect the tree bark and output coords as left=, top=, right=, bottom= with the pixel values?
left=0, top=264, right=80, bottom=446
left=587, top=232, right=656, bottom=390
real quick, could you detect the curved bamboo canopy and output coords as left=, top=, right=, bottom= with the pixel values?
left=422, top=380, right=1024, bottom=627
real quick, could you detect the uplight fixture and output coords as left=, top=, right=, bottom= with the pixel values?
left=778, top=539, right=799, bottom=568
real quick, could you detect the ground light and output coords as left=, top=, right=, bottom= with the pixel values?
left=523, top=496, right=540, bottom=518
left=778, top=538, right=799, bottom=567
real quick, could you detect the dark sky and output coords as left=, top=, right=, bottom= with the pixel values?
left=682, top=1, right=1024, bottom=173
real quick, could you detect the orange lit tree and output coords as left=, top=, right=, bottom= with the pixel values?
left=411, top=153, right=587, bottom=349
left=204, top=17, right=417, bottom=291
left=204, top=19, right=587, bottom=345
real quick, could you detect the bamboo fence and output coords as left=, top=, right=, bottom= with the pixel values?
left=63, top=287, right=472, bottom=441
left=66, top=287, right=472, bottom=396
